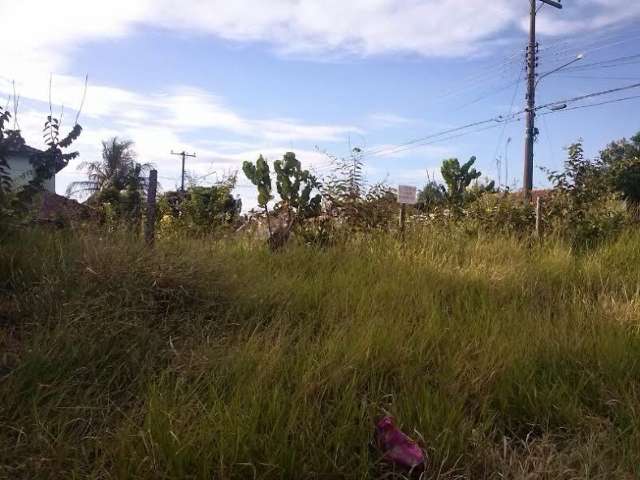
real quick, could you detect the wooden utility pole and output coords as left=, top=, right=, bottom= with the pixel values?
left=535, top=196, right=543, bottom=238
left=145, top=169, right=158, bottom=246
left=523, top=0, right=563, bottom=201
left=170, top=150, right=196, bottom=193
left=399, top=203, right=406, bottom=241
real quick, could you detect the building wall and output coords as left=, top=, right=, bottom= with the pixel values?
left=6, top=155, right=56, bottom=193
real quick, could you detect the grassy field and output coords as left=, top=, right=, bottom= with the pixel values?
left=1, top=227, right=640, bottom=479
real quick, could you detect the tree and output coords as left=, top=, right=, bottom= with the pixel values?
left=243, top=152, right=321, bottom=249
left=0, top=107, right=14, bottom=229
left=67, top=137, right=151, bottom=220
left=0, top=107, right=12, bottom=200
left=273, top=152, right=322, bottom=222
left=441, top=156, right=482, bottom=204
left=600, top=132, right=640, bottom=219
left=242, top=154, right=274, bottom=236
left=321, top=147, right=366, bottom=225
left=15, top=116, right=82, bottom=206
left=545, top=141, right=622, bottom=246
left=417, top=180, right=446, bottom=212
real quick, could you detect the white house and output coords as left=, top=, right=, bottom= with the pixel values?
left=4, top=131, right=56, bottom=193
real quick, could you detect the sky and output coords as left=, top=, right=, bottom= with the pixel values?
left=1, top=0, right=639, bottom=208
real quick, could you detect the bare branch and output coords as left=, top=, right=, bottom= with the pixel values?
left=75, top=75, right=88, bottom=125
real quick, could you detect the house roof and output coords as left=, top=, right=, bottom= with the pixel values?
left=4, top=130, right=43, bottom=156
left=4, top=130, right=69, bottom=175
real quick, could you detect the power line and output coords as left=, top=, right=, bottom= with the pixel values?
left=450, top=75, right=525, bottom=112
left=364, top=117, right=504, bottom=157
left=540, top=93, right=640, bottom=115
left=365, top=83, right=640, bottom=160
left=370, top=120, right=521, bottom=158
left=557, top=74, right=640, bottom=81
left=536, top=81, right=640, bottom=111
left=539, top=31, right=640, bottom=64
left=492, top=66, right=524, bottom=169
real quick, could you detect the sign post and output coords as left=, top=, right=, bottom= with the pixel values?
left=397, top=185, right=417, bottom=241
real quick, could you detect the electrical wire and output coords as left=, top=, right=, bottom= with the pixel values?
left=535, top=81, right=640, bottom=111
left=556, top=74, right=640, bottom=81
left=369, top=120, right=521, bottom=158
left=365, top=83, right=640, bottom=159
left=364, top=117, right=504, bottom=157
left=540, top=93, right=640, bottom=115
left=491, top=67, right=524, bottom=166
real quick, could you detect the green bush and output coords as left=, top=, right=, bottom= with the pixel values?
left=463, top=193, right=535, bottom=235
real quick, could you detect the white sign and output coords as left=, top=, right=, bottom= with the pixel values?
left=398, top=185, right=417, bottom=205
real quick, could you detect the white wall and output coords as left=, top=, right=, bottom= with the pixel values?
left=6, top=155, right=55, bottom=193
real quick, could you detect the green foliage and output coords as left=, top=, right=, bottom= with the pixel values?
left=158, top=175, right=241, bottom=236
left=0, top=108, right=13, bottom=229
left=321, top=148, right=399, bottom=233
left=323, top=146, right=365, bottom=201
left=546, top=141, right=626, bottom=247
left=417, top=180, right=446, bottom=212
left=242, top=155, right=273, bottom=208
left=463, top=193, right=535, bottom=235
left=0, top=107, right=12, bottom=198
left=18, top=117, right=82, bottom=204
left=600, top=132, right=640, bottom=217
left=243, top=152, right=322, bottom=249
left=441, top=156, right=482, bottom=204
left=68, top=137, right=151, bottom=223
left=273, top=152, right=321, bottom=220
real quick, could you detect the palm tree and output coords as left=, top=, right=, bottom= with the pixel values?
left=67, top=137, right=152, bottom=205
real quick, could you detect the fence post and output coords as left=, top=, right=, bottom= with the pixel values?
left=399, top=203, right=406, bottom=242
left=535, top=196, right=542, bottom=239
left=145, top=169, right=158, bottom=246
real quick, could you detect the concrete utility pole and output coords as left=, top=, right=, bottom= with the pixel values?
left=505, top=137, right=512, bottom=190
left=523, top=0, right=563, bottom=201
left=171, top=150, right=197, bottom=193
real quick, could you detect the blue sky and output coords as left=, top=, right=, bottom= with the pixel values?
left=1, top=0, right=639, bottom=207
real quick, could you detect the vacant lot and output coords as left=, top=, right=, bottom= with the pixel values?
left=1, top=228, right=639, bottom=479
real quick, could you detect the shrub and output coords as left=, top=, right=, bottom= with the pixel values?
left=463, top=193, right=535, bottom=235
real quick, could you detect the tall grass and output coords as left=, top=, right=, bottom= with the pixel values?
left=1, top=227, right=639, bottom=479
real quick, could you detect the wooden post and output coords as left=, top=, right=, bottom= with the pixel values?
left=535, top=196, right=542, bottom=239
left=399, top=203, right=406, bottom=241
left=145, top=169, right=158, bottom=246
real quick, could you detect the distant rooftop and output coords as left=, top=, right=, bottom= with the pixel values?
left=4, top=130, right=43, bottom=156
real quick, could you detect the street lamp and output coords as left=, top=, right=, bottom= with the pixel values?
left=536, top=53, right=584, bottom=86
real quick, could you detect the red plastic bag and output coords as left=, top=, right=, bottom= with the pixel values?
left=375, top=416, right=426, bottom=471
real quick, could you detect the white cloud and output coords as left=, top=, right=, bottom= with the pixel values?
left=536, top=0, right=640, bottom=36
left=3, top=0, right=637, bottom=206
left=3, top=0, right=638, bottom=79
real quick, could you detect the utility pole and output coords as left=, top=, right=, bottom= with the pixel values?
left=523, top=0, right=562, bottom=201
left=171, top=150, right=196, bottom=193
left=505, top=137, right=512, bottom=190
left=145, top=169, right=158, bottom=247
